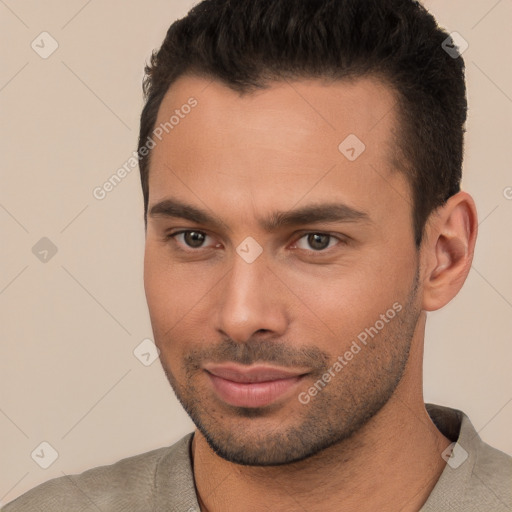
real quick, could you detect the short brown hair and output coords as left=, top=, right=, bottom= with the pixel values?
left=138, top=0, right=467, bottom=247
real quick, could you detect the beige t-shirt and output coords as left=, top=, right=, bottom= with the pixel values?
left=2, top=404, right=511, bottom=511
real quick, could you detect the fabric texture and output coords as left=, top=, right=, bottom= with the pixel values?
left=2, top=404, right=510, bottom=511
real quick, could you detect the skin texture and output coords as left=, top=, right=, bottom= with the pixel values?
left=143, top=75, right=478, bottom=511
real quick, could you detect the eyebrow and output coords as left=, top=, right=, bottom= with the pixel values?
left=148, top=197, right=372, bottom=232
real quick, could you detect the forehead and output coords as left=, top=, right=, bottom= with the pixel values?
left=154, top=73, right=399, bottom=152
left=147, top=74, right=411, bottom=231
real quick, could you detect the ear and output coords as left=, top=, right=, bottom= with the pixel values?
left=421, top=191, right=478, bottom=311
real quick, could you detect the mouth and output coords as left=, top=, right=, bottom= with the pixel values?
left=203, top=363, right=309, bottom=408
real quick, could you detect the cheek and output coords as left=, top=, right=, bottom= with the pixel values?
left=143, top=243, right=189, bottom=337
left=143, top=250, right=185, bottom=369
left=144, top=241, right=191, bottom=297
left=292, top=261, right=407, bottom=352
left=143, top=243, right=216, bottom=346
left=143, top=245, right=167, bottom=317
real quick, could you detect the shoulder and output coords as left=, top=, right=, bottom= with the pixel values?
left=423, top=404, right=511, bottom=511
left=468, top=439, right=512, bottom=509
left=1, top=434, right=194, bottom=512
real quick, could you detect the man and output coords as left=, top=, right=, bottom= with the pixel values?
left=3, top=0, right=510, bottom=510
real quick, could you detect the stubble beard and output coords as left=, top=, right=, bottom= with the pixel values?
left=159, top=269, right=421, bottom=466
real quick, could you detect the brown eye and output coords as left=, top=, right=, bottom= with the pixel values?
left=291, top=232, right=347, bottom=254
left=168, top=230, right=215, bottom=250
left=306, top=233, right=331, bottom=251
left=183, top=231, right=206, bottom=248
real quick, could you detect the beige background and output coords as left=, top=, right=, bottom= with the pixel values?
left=1, top=0, right=511, bottom=505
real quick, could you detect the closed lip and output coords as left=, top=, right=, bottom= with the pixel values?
left=203, top=363, right=309, bottom=383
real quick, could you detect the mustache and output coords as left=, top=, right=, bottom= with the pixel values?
left=183, top=338, right=330, bottom=372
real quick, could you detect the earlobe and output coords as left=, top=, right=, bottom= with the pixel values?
left=421, top=192, right=478, bottom=311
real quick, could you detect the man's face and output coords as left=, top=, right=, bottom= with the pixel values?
left=144, top=75, right=423, bottom=465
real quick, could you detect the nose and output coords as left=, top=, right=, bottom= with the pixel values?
left=214, top=254, right=289, bottom=343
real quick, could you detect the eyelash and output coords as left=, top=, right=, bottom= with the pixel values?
left=165, top=230, right=348, bottom=255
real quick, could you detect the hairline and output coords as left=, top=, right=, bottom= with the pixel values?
left=141, top=69, right=420, bottom=245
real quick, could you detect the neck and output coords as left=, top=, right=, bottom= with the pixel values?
left=192, top=315, right=451, bottom=512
